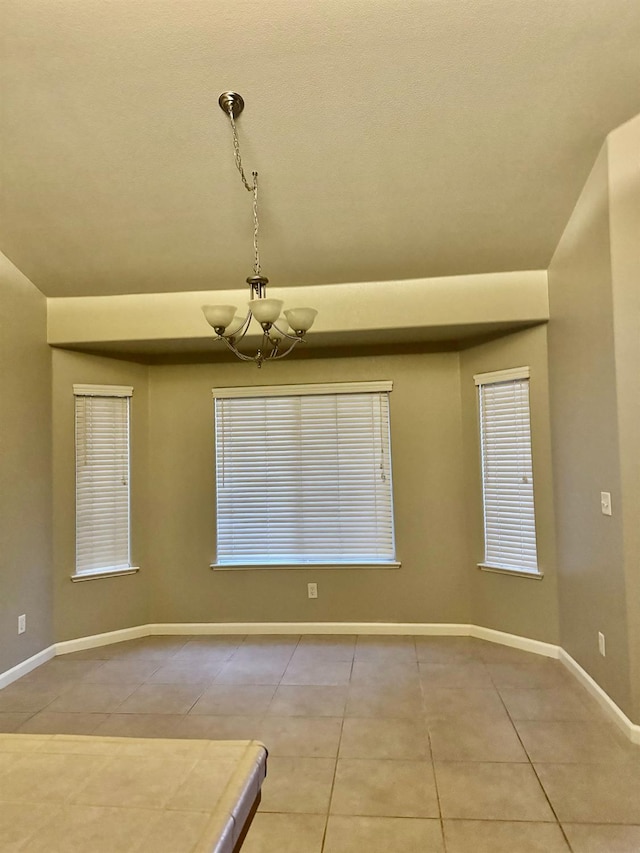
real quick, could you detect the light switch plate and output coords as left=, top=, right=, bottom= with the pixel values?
left=601, top=491, right=612, bottom=516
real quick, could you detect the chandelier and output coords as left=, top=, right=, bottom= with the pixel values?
left=202, top=92, right=317, bottom=367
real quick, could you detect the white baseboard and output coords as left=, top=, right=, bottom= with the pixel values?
left=470, top=625, right=560, bottom=659
left=145, top=621, right=473, bottom=637
left=3, top=621, right=638, bottom=744
left=558, top=649, right=640, bottom=745
left=0, top=646, right=55, bottom=690
left=55, top=624, right=148, bottom=655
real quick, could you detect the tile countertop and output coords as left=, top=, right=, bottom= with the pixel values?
left=0, top=733, right=267, bottom=853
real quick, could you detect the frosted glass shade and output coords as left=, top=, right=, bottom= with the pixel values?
left=249, top=298, right=284, bottom=325
left=225, top=315, right=246, bottom=336
left=202, top=304, right=237, bottom=330
left=284, top=307, right=318, bottom=332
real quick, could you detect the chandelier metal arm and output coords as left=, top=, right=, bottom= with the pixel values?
left=217, top=335, right=260, bottom=362
left=271, top=320, right=304, bottom=343
left=267, top=337, right=305, bottom=361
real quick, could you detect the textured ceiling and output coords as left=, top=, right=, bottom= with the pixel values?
left=1, top=0, right=640, bottom=298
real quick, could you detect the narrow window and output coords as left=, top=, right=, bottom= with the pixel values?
left=74, top=384, right=132, bottom=577
left=212, top=382, right=397, bottom=568
left=474, top=368, right=539, bottom=575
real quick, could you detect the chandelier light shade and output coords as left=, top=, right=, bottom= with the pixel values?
left=202, top=92, right=318, bottom=367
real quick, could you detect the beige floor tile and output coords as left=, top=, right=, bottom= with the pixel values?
left=473, top=641, right=544, bottom=665
left=324, top=815, right=444, bottom=853
left=229, top=646, right=295, bottom=663
left=345, top=682, right=423, bottom=718
left=414, top=637, right=481, bottom=664
left=350, top=660, right=420, bottom=686
left=46, top=683, right=138, bottom=713
left=18, top=712, right=109, bottom=735
left=267, top=685, right=348, bottom=717
left=330, top=758, right=439, bottom=818
left=562, top=822, right=640, bottom=852
left=1, top=752, right=107, bottom=804
left=488, top=661, right=569, bottom=689
left=19, top=805, right=153, bottom=853
left=515, top=720, right=634, bottom=763
left=241, top=634, right=301, bottom=648
left=0, top=712, right=36, bottom=732
left=115, top=683, right=206, bottom=714
left=0, top=684, right=62, bottom=713
left=80, top=659, right=162, bottom=684
left=535, top=762, right=640, bottom=823
left=214, top=659, right=289, bottom=684
left=422, top=687, right=507, bottom=720
left=257, top=715, right=342, bottom=757
left=259, top=756, right=336, bottom=814
left=282, top=660, right=352, bottom=686
left=177, top=635, right=246, bottom=650
left=236, top=812, right=326, bottom=853
left=339, top=717, right=430, bottom=760
left=174, top=714, right=264, bottom=740
left=435, top=761, right=554, bottom=821
left=171, top=639, right=242, bottom=662
left=145, top=660, right=224, bottom=683
left=0, top=802, right=58, bottom=852
left=443, top=819, right=570, bottom=852
left=73, top=754, right=195, bottom=808
left=500, top=686, right=595, bottom=720
left=95, top=639, right=181, bottom=661
left=21, top=660, right=106, bottom=683
left=55, top=648, right=115, bottom=661
left=429, top=715, right=528, bottom=761
left=93, top=713, right=183, bottom=738
left=355, top=636, right=417, bottom=664
left=419, top=663, right=494, bottom=689
left=189, top=684, right=276, bottom=715
left=296, top=635, right=356, bottom=660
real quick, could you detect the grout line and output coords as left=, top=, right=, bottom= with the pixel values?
left=492, top=678, right=575, bottom=852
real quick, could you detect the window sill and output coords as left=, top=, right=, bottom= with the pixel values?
left=211, top=561, right=401, bottom=572
left=477, top=563, right=543, bottom=580
left=70, top=567, right=140, bottom=583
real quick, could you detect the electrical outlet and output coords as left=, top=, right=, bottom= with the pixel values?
left=307, top=582, right=318, bottom=599
left=598, top=632, right=606, bottom=657
left=600, top=491, right=612, bottom=516
left=18, top=614, right=26, bottom=635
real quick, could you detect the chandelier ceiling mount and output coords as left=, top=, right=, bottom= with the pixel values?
left=202, top=92, right=317, bottom=367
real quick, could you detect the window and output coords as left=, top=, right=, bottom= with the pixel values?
left=474, top=367, right=539, bottom=576
left=212, top=381, right=398, bottom=568
left=74, top=384, right=134, bottom=579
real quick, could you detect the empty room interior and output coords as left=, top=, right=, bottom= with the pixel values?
left=1, top=1, right=640, bottom=852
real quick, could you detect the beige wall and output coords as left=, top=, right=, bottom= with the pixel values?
left=608, top=115, right=640, bottom=721
left=547, top=142, right=634, bottom=718
left=51, top=349, right=151, bottom=641
left=460, top=326, right=560, bottom=643
left=146, top=352, right=473, bottom=626
left=0, top=253, right=53, bottom=672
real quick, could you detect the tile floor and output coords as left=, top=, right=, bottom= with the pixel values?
left=1, top=634, right=639, bottom=852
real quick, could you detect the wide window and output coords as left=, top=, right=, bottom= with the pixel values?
left=474, top=367, right=539, bottom=575
left=74, top=384, right=133, bottom=578
left=212, top=381, right=398, bottom=568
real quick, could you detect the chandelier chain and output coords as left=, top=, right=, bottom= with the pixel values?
left=227, top=108, right=261, bottom=276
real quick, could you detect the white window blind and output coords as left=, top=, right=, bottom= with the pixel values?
left=74, top=385, right=132, bottom=576
left=213, top=383, right=396, bottom=566
left=475, top=368, right=539, bottom=574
